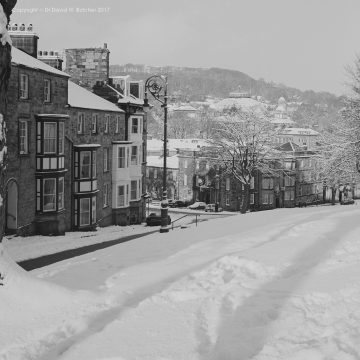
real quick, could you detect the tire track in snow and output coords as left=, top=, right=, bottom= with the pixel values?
left=36, top=207, right=357, bottom=360
left=201, top=212, right=359, bottom=360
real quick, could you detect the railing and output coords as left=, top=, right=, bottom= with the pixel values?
left=170, top=213, right=201, bottom=230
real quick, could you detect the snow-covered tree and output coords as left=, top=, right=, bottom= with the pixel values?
left=318, top=57, right=360, bottom=203
left=0, top=0, right=16, bottom=248
left=209, top=109, right=283, bottom=213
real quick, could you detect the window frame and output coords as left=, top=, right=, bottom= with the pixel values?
left=104, top=114, right=110, bottom=133
left=44, top=79, right=51, bottom=102
left=19, top=119, right=29, bottom=154
left=103, top=147, right=109, bottom=172
left=43, top=178, right=57, bottom=212
left=131, top=146, right=138, bottom=165
left=131, top=117, right=139, bottom=134
left=43, top=122, right=57, bottom=154
left=77, top=113, right=85, bottom=134
left=92, top=114, right=98, bottom=134
left=20, top=73, right=29, bottom=100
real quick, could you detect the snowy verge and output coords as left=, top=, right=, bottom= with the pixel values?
left=0, top=244, right=106, bottom=360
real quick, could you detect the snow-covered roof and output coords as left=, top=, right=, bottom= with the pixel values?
left=210, top=97, right=266, bottom=113
left=11, top=47, right=69, bottom=77
left=169, top=104, right=198, bottom=112
left=146, top=155, right=179, bottom=169
left=277, top=141, right=302, bottom=152
left=68, top=81, right=124, bottom=113
left=280, top=127, right=319, bottom=136
left=105, top=84, right=144, bottom=106
left=169, top=138, right=211, bottom=151
left=270, top=118, right=295, bottom=125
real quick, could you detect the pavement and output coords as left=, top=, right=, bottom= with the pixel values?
left=8, top=207, right=235, bottom=271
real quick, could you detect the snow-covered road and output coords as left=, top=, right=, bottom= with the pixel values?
left=2, top=204, right=360, bottom=359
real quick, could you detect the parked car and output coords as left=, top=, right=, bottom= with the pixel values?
left=146, top=213, right=171, bottom=226
left=205, top=203, right=223, bottom=212
left=188, top=201, right=207, bottom=210
left=169, top=200, right=187, bottom=208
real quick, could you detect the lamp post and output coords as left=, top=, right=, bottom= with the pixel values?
left=144, top=75, right=169, bottom=233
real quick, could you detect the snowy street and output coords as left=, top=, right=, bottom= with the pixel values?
left=2, top=204, right=360, bottom=359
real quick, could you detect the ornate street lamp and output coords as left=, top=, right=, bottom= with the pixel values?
left=143, top=75, right=169, bottom=233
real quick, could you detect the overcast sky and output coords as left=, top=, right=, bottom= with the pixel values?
left=11, top=0, right=360, bottom=95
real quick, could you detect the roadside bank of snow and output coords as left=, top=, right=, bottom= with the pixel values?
left=0, top=244, right=106, bottom=360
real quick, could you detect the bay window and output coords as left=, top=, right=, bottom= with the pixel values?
left=117, top=185, right=125, bottom=207
left=131, top=180, right=137, bottom=200
left=118, top=147, right=126, bottom=168
left=44, top=122, right=57, bottom=153
left=131, top=146, right=138, bottom=165
left=36, top=176, right=65, bottom=213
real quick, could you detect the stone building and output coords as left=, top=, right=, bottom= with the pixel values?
left=37, top=50, right=63, bottom=70
left=7, top=22, right=38, bottom=58
left=64, top=44, right=110, bottom=90
left=4, top=46, right=145, bottom=236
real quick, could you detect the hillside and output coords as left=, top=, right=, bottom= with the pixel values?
left=110, top=64, right=343, bottom=107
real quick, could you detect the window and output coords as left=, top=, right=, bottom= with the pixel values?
left=184, top=174, right=188, bottom=186
left=103, top=183, right=110, bottom=207
left=250, top=193, right=255, bottom=204
left=80, top=151, right=91, bottom=179
left=43, top=178, right=56, bottom=211
left=20, top=74, right=29, bottom=99
left=104, top=115, right=110, bottom=133
left=44, top=79, right=51, bottom=102
left=77, top=113, right=85, bottom=134
left=184, top=159, right=188, bottom=169
left=131, top=146, right=138, bottom=165
left=118, top=147, right=126, bottom=168
left=154, top=169, right=158, bottom=179
left=103, top=148, right=109, bottom=172
left=92, top=150, right=97, bottom=178
left=285, top=176, right=295, bottom=187
left=131, top=180, right=137, bottom=200
left=19, top=120, right=28, bottom=154
left=262, top=178, right=274, bottom=189
left=92, top=197, right=96, bottom=223
left=44, top=123, right=57, bottom=153
left=132, top=118, right=139, bottom=133
left=285, top=190, right=295, bottom=201
left=58, top=177, right=64, bottom=210
left=226, top=178, right=230, bottom=191
left=262, top=193, right=273, bottom=205
left=80, top=198, right=90, bottom=226
left=117, top=185, right=125, bottom=207
left=58, top=122, right=64, bottom=155
left=116, top=116, right=122, bottom=133
left=226, top=193, right=230, bottom=206
left=92, top=114, right=98, bottom=134
left=250, top=177, right=255, bottom=190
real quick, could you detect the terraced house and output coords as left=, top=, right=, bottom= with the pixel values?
left=4, top=45, right=145, bottom=236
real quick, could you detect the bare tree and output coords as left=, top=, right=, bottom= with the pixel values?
left=319, top=99, right=360, bottom=203
left=0, top=0, right=16, bottom=247
left=210, top=109, right=283, bottom=213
